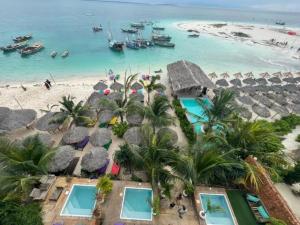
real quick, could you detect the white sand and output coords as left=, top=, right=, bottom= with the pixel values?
left=176, top=21, right=300, bottom=61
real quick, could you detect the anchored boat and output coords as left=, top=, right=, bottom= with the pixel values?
left=121, top=28, right=138, bottom=34
left=152, top=34, right=172, bottom=42
left=154, top=41, right=175, bottom=48
left=131, top=22, right=144, bottom=29
left=13, top=34, right=32, bottom=43
left=61, top=51, right=69, bottom=58
left=109, top=40, right=124, bottom=52
left=19, top=43, right=44, bottom=56
left=1, top=41, right=28, bottom=53
left=153, top=26, right=165, bottom=31
left=50, top=51, right=57, bottom=58
left=188, top=34, right=199, bottom=38
left=93, top=26, right=103, bottom=32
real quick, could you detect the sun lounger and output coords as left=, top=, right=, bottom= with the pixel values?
left=246, top=195, right=270, bottom=223
left=256, top=206, right=270, bottom=220
left=30, top=188, right=48, bottom=201
left=49, top=187, right=64, bottom=201
left=246, top=193, right=260, bottom=203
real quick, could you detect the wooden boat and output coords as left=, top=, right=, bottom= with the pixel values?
left=126, top=41, right=139, bottom=50
left=154, top=41, right=175, bottom=48
left=19, top=43, right=44, bottom=56
left=61, top=51, right=69, bottom=58
left=93, top=26, right=103, bottom=32
left=131, top=23, right=144, bottom=29
left=153, top=26, right=165, bottom=31
left=13, top=35, right=32, bottom=43
left=152, top=34, right=171, bottom=42
left=50, top=51, right=57, bottom=58
left=275, top=21, right=285, bottom=26
left=121, top=28, right=138, bottom=34
left=188, top=34, right=199, bottom=38
left=109, top=40, right=124, bottom=52
left=1, top=41, right=28, bottom=53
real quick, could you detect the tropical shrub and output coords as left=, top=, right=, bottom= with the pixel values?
left=96, top=175, right=113, bottom=197
left=296, top=134, right=300, bottom=143
left=272, top=114, right=300, bottom=136
left=172, top=99, right=196, bottom=144
left=283, top=161, right=300, bottom=184
left=131, top=174, right=143, bottom=182
left=114, top=143, right=135, bottom=174
left=267, top=217, right=287, bottom=225
left=112, top=122, right=128, bottom=138
left=0, top=201, right=43, bottom=225
left=151, top=196, right=160, bottom=216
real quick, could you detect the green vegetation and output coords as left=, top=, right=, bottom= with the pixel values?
left=112, top=122, right=128, bottom=138
left=96, top=175, right=113, bottom=201
left=172, top=98, right=196, bottom=144
left=271, top=114, right=300, bottom=136
left=296, top=134, right=300, bottom=142
left=0, top=136, right=55, bottom=201
left=114, top=143, right=135, bottom=174
left=283, top=161, right=300, bottom=184
left=140, top=75, right=166, bottom=104
left=267, top=217, right=287, bottom=225
left=0, top=201, right=43, bottom=225
left=226, top=190, right=258, bottom=225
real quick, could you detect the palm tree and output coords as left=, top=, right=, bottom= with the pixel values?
left=124, top=73, right=138, bottom=104
left=51, top=95, right=95, bottom=128
left=114, top=143, right=135, bottom=174
left=140, top=75, right=166, bottom=104
left=144, top=95, right=174, bottom=133
left=0, top=136, right=55, bottom=200
left=191, top=89, right=236, bottom=134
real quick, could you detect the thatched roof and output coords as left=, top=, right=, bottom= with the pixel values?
left=126, top=113, right=144, bottom=126
left=157, top=128, right=178, bottom=147
left=266, top=93, right=287, bottom=106
left=110, top=81, right=124, bottom=91
left=283, top=77, right=297, bottom=83
left=269, top=85, right=283, bottom=93
left=268, top=77, right=281, bottom=84
left=282, top=84, right=298, bottom=93
left=99, top=110, right=114, bottom=124
left=255, top=95, right=273, bottom=108
left=237, top=96, right=254, bottom=105
left=233, top=72, right=242, bottom=79
left=242, top=78, right=256, bottom=85
left=259, top=72, right=270, bottom=78
left=252, top=104, right=271, bottom=118
left=81, top=147, right=108, bottom=172
left=0, top=107, right=11, bottom=123
left=228, top=87, right=240, bottom=97
left=288, top=94, right=300, bottom=104
left=244, top=72, right=254, bottom=78
left=208, top=72, right=218, bottom=79
left=124, top=127, right=142, bottom=145
left=0, top=109, right=37, bottom=131
left=240, top=108, right=252, bottom=120
left=48, top=145, right=76, bottom=173
left=256, top=78, right=268, bottom=85
left=62, top=126, right=89, bottom=144
left=283, top=72, right=293, bottom=78
left=35, top=112, right=61, bottom=132
left=294, top=77, right=300, bottom=83
left=239, top=86, right=255, bottom=93
left=272, top=72, right=282, bottom=78
left=254, top=85, right=270, bottom=93
left=90, top=128, right=111, bottom=147
left=271, top=104, right=289, bottom=117
left=107, top=92, right=123, bottom=102
left=289, top=104, right=300, bottom=114
left=36, top=133, right=55, bottom=147
left=93, top=81, right=108, bottom=90
left=216, top=79, right=229, bottom=87
left=130, top=93, right=144, bottom=102
left=230, top=78, right=242, bottom=87
left=131, top=82, right=143, bottom=90
left=167, top=60, right=215, bottom=96
left=86, top=92, right=106, bottom=109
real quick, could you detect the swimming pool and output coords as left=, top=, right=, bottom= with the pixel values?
left=180, top=98, right=212, bottom=133
left=199, top=193, right=236, bottom=225
left=60, top=184, right=97, bottom=217
left=120, top=187, right=153, bottom=221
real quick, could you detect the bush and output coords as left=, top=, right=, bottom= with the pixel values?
left=0, top=201, right=43, bottom=225
left=296, top=134, right=300, bottom=143
left=131, top=174, right=143, bottom=182
left=172, top=99, right=196, bottom=144
left=112, top=122, right=128, bottom=138
left=284, top=161, right=300, bottom=184
left=267, top=217, right=287, bottom=225
left=272, top=114, right=300, bottom=136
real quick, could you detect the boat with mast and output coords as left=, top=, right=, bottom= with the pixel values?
left=13, top=34, right=32, bottom=43
left=1, top=41, right=28, bottom=53
left=131, top=22, right=144, bottom=29
left=93, top=25, right=103, bottom=32
left=152, top=26, right=165, bottom=31
left=152, top=34, right=172, bottom=42
left=154, top=41, right=175, bottom=48
left=108, top=31, right=124, bottom=52
left=19, top=43, right=44, bottom=56
left=121, top=28, right=138, bottom=34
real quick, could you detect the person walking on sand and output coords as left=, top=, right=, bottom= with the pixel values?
left=46, top=79, right=52, bottom=87
left=178, top=205, right=187, bottom=219
left=44, top=81, right=50, bottom=90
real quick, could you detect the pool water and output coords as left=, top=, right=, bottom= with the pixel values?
left=180, top=98, right=212, bottom=133
left=61, top=185, right=97, bottom=217
left=200, top=194, right=236, bottom=225
left=120, top=187, right=153, bottom=221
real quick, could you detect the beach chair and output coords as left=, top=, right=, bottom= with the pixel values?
left=49, top=187, right=64, bottom=201
left=246, top=193, right=260, bottom=203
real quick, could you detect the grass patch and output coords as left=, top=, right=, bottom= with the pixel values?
left=226, top=190, right=259, bottom=225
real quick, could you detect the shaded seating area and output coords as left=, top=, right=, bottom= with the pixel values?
left=29, top=175, right=56, bottom=201
left=62, top=126, right=89, bottom=150
left=246, top=193, right=270, bottom=223
left=49, top=186, right=64, bottom=201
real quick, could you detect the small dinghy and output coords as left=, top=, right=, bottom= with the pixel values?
left=50, top=51, right=57, bottom=58
left=61, top=50, right=69, bottom=58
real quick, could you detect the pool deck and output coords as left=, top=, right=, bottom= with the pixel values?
left=194, top=186, right=239, bottom=225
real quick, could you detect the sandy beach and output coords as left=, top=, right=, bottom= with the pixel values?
left=176, top=21, right=300, bottom=61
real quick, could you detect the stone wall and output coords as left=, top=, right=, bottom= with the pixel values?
left=245, top=156, right=300, bottom=225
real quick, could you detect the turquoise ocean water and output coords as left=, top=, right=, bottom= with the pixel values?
left=0, top=0, right=300, bottom=82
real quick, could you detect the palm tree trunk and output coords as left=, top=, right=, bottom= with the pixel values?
left=147, top=91, right=151, bottom=105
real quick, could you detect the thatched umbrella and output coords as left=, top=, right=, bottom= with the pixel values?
left=0, top=109, right=37, bottom=131
left=256, top=78, right=268, bottom=85
left=86, top=92, right=106, bottom=110
left=268, top=77, right=281, bottom=84
left=230, top=78, right=242, bottom=87
left=283, top=72, right=293, bottom=78
left=294, top=77, right=300, bottom=83
left=283, top=77, right=297, bottom=83
left=239, top=86, right=255, bottom=93
left=93, top=81, right=108, bottom=91
left=62, top=126, right=89, bottom=144
left=282, top=84, right=298, bottom=93
left=126, top=113, right=144, bottom=126
left=130, top=93, right=144, bottom=102
left=108, top=92, right=123, bottom=102
left=244, top=72, right=254, bottom=78
left=157, top=128, right=178, bottom=146
left=255, top=95, right=273, bottom=108
left=124, top=127, right=142, bottom=145
left=272, top=72, right=282, bottom=78
left=266, top=93, right=287, bottom=105
left=36, top=112, right=62, bottom=132
left=99, top=110, right=114, bottom=124
left=228, top=87, right=240, bottom=97
left=233, top=72, right=243, bottom=79
left=0, top=107, right=11, bottom=123
left=288, top=94, right=300, bottom=104
left=48, top=145, right=76, bottom=173
left=255, top=85, right=270, bottom=93
left=131, top=82, right=143, bottom=90
left=238, top=96, right=254, bottom=105
left=259, top=72, right=270, bottom=78
left=220, top=72, right=230, bottom=79
left=242, top=78, right=256, bottom=85
left=90, top=128, right=111, bottom=147
left=110, top=81, right=124, bottom=91
left=271, top=105, right=289, bottom=117
left=216, top=79, right=229, bottom=87
left=252, top=104, right=271, bottom=118
left=240, top=109, right=252, bottom=120
left=269, top=85, right=283, bottom=93
left=289, top=104, right=300, bottom=114
left=36, top=133, right=55, bottom=147
left=81, top=147, right=108, bottom=172
left=208, top=72, right=218, bottom=79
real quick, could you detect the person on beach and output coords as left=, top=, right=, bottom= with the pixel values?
left=176, top=193, right=183, bottom=206
left=169, top=202, right=176, bottom=209
left=46, top=79, right=52, bottom=87
left=178, top=205, right=187, bottom=219
left=44, top=81, right=50, bottom=90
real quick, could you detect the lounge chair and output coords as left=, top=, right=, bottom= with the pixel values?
left=49, top=187, right=64, bottom=201
left=30, top=188, right=48, bottom=201
left=246, top=193, right=260, bottom=203
left=291, top=183, right=300, bottom=195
